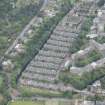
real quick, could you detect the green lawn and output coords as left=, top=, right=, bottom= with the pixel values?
left=8, top=100, right=73, bottom=105
left=8, top=101, right=44, bottom=105
left=0, top=76, right=3, bottom=87
left=75, top=50, right=102, bottom=67
left=45, top=100, right=59, bottom=105
left=0, top=94, right=4, bottom=104
left=60, top=66, right=105, bottom=90
left=95, top=36, right=105, bottom=44
left=19, top=86, right=63, bottom=97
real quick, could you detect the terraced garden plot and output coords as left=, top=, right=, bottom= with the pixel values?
left=45, top=100, right=59, bottom=105
left=34, top=55, right=62, bottom=64
left=50, top=34, right=75, bottom=43
left=25, top=66, right=57, bottom=75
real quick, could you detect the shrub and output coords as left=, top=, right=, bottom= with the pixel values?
left=70, top=17, right=94, bottom=54
left=59, top=67, right=105, bottom=90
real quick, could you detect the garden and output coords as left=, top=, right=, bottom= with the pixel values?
left=95, top=36, right=105, bottom=44
left=8, top=99, right=76, bottom=105
left=69, top=16, right=94, bottom=54
left=59, top=66, right=105, bottom=90
left=75, top=50, right=102, bottom=67
left=0, top=74, right=11, bottom=105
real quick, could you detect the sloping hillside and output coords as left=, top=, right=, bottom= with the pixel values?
left=0, top=0, right=43, bottom=58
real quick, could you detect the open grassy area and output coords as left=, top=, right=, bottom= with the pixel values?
left=45, top=100, right=59, bottom=105
left=8, top=100, right=75, bottom=105
left=59, top=66, right=105, bottom=90
left=8, top=100, right=44, bottom=105
left=19, top=86, right=76, bottom=98
left=0, top=76, right=3, bottom=87
left=0, top=0, right=42, bottom=58
left=95, top=36, right=105, bottom=44
left=0, top=94, right=4, bottom=104
left=75, top=50, right=102, bottom=67
left=19, top=86, right=63, bottom=97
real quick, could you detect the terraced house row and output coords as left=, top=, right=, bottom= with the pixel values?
left=69, top=4, right=105, bottom=75
left=19, top=1, right=96, bottom=91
